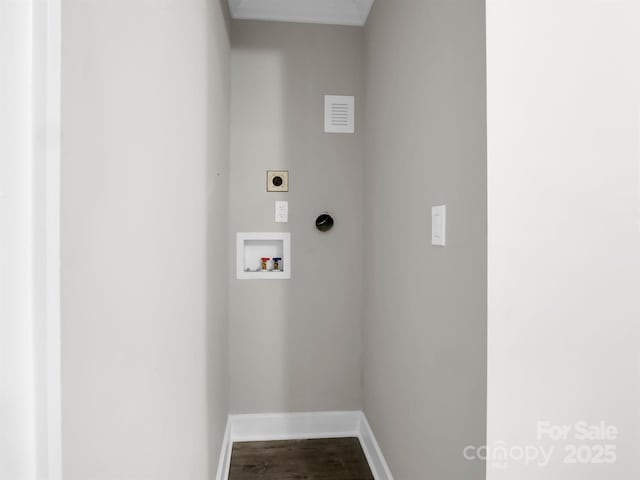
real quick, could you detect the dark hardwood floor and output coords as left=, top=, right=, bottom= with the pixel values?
left=228, top=437, right=374, bottom=480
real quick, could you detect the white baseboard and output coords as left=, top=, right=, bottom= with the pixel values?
left=215, top=410, right=393, bottom=480
left=215, top=419, right=232, bottom=480
left=358, top=412, right=395, bottom=480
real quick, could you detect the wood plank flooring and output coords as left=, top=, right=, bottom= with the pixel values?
left=228, top=437, right=374, bottom=480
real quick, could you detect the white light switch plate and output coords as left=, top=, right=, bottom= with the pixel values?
left=275, top=201, right=288, bottom=223
left=432, top=205, right=446, bottom=246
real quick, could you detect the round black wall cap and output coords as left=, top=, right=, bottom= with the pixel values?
left=315, top=214, right=334, bottom=232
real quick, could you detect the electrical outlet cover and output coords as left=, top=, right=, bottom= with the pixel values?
left=275, top=201, right=288, bottom=223
left=431, top=205, right=446, bottom=246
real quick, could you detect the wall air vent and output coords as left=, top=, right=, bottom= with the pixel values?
left=324, top=95, right=355, bottom=134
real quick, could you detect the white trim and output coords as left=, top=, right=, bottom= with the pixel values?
left=216, top=411, right=393, bottom=480
left=30, top=0, right=62, bottom=477
left=45, top=0, right=62, bottom=478
left=215, top=420, right=232, bottom=480
left=229, top=411, right=361, bottom=442
left=228, top=0, right=375, bottom=27
left=358, top=412, right=394, bottom=480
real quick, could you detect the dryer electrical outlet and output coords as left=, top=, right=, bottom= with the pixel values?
left=267, top=170, right=289, bottom=192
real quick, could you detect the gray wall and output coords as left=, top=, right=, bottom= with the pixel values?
left=229, top=21, right=365, bottom=413
left=363, top=1, right=487, bottom=479
left=61, top=0, right=230, bottom=478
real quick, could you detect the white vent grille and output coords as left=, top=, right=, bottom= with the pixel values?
left=324, top=95, right=355, bottom=134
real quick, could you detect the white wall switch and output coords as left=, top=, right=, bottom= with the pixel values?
left=275, top=201, right=288, bottom=223
left=432, top=205, right=446, bottom=246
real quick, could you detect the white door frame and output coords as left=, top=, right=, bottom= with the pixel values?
left=35, top=0, right=63, bottom=477
left=39, top=0, right=62, bottom=477
left=1, top=0, right=62, bottom=477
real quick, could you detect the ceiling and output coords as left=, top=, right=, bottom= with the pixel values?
left=228, top=0, right=375, bottom=27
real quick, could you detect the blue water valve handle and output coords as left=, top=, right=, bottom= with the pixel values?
left=272, top=257, right=282, bottom=271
